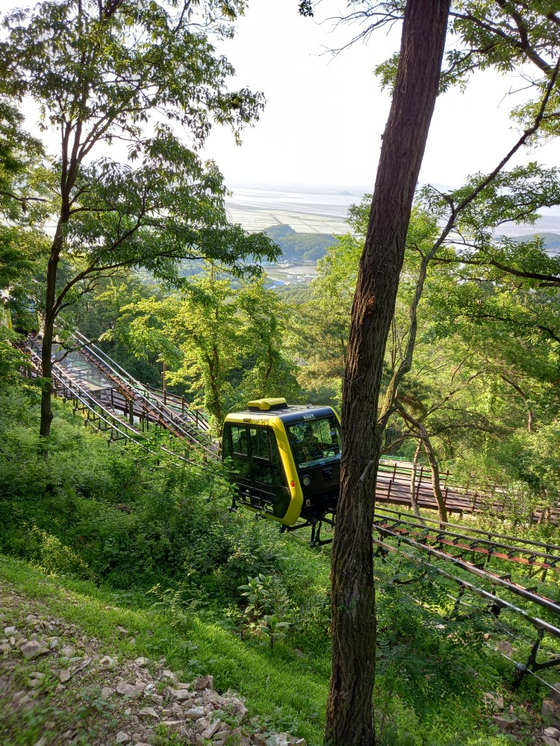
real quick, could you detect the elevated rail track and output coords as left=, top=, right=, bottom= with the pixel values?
left=25, top=334, right=215, bottom=458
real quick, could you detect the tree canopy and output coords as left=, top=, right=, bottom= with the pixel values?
left=0, top=0, right=278, bottom=439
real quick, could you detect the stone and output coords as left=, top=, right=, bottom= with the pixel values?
left=544, top=727, right=560, bottom=739
left=195, top=718, right=210, bottom=733
left=138, top=707, right=159, bottom=719
left=99, top=655, right=117, bottom=668
left=229, top=697, right=249, bottom=721
left=135, top=657, right=149, bottom=667
left=495, top=641, right=514, bottom=656
left=213, top=727, right=232, bottom=739
left=205, top=691, right=228, bottom=707
left=483, top=692, right=505, bottom=710
left=101, top=687, right=114, bottom=699
left=4, top=626, right=16, bottom=635
left=543, top=698, right=560, bottom=724
left=201, top=718, right=223, bottom=740
left=145, top=693, right=163, bottom=705
left=268, top=734, right=290, bottom=746
left=59, top=670, right=71, bottom=683
left=61, top=645, right=75, bottom=658
left=20, top=641, right=47, bottom=659
left=161, top=720, right=185, bottom=731
left=492, top=716, right=518, bottom=732
left=115, top=732, right=131, bottom=744
left=161, top=669, right=178, bottom=682
left=195, top=674, right=214, bottom=690
left=116, top=683, right=145, bottom=699
left=542, top=737, right=560, bottom=746
left=184, top=706, right=207, bottom=720
left=171, top=689, right=192, bottom=702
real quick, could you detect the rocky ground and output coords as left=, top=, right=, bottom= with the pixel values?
left=0, top=578, right=305, bottom=746
left=3, top=574, right=560, bottom=746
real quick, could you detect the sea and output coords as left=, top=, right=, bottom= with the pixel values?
left=225, top=184, right=367, bottom=235
left=225, top=183, right=560, bottom=240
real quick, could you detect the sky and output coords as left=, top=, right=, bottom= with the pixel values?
left=5, top=0, right=560, bottom=197
left=201, top=0, right=560, bottom=192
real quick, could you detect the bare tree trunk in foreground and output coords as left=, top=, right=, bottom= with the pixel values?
left=325, top=1, right=451, bottom=743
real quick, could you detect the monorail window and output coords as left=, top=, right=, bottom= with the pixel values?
left=230, top=425, right=248, bottom=455
left=223, top=423, right=286, bottom=489
left=287, top=416, right=341, bottom=468
left=250, top=427, right=269, bottom=460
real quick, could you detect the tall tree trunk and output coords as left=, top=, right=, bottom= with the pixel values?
left=325, top=2, right=450, bottom=744
left=39, top=234, right=63, bottom=442
left=410, top=440, right=422, bottom=519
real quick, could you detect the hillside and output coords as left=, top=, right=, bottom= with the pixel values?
left=510, top=232, right=560, bottom=255
left=264, top=225, right=338, bottom=263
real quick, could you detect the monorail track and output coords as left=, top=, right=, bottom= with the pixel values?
left=23, top=333, right=560, bottom=687
left=372, top=506, right=560, bottom=689
left=375, top=506, right=560, bottom=578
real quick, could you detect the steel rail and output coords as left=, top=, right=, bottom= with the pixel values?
left=377, top=551, right=560, bottom=693
left=376, top=505, right=560, bottom=555
left=374, top=536, right=560, bottom=640
left=375, top=523, right=560, bottom=618
left=58, top=336, right=216, bottom=457
left=26, top=344, right=213, bottom=472
left=374, top=513, right=560, bottom=569
left=72, top=331, right=212, bottom=440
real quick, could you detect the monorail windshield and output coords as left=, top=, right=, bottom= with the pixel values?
left=286, top=415, right=341, bottom=469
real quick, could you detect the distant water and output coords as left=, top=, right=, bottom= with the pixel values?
left=225, top=183, right=560, bottom=237
left=226, top=184, right=367, bottom=219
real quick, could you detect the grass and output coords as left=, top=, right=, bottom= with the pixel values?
left=0, top=554, right=329, bottom=744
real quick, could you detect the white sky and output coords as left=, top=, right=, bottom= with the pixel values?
left=5, top=0, right=560, bottom=195
left=201, top=0, right=560, bottom=192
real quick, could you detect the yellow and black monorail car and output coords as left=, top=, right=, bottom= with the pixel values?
left=222, top=398, right=341, bottom=526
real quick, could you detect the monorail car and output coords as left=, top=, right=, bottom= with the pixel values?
left=222, top=398, right=341, bottom=526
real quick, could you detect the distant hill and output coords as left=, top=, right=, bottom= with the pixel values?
left=509, top=232, right=560, bottom=256
left=265, top=224, right=338, bottom=262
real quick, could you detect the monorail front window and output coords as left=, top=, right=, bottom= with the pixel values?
left=287, top=416, right=341, bottom=469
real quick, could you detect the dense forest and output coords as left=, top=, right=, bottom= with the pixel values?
left=2, top=1, right=560, bottom=745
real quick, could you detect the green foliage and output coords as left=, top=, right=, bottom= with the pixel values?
left=238, top=574, right=275, bottom=623
left=264, top=224, right=338, bottom=262
left=111, top=268, right=302, bottom=430
left=0, top=326, right=30, bottom=384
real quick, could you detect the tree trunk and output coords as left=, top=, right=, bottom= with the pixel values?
left=325, top=2, right=450, bottom=744
left=422, top=438, right=448, bottom=525
left=410, top=440, right=422, bottom=519
left=39, top=238, right=62, bottom=442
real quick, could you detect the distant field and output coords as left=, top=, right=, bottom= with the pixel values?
left=225, top=184, right=360, bottom=234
